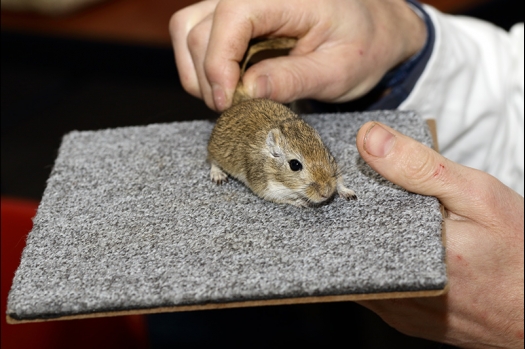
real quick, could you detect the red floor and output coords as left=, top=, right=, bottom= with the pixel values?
left=1, top=197, right=150, bottom=349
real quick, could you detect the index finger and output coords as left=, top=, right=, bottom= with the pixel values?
left=204, top=0, right=318, bottom=110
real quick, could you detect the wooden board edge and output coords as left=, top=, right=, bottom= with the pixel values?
left=426, top=117, right=449, bottom=300
left=426, top=119, right=447, bottom=246
left=6, top=286, right=448, bottom=324
left=426, top=119, right=439, bottom=153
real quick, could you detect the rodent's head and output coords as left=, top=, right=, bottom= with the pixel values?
left=262, top=119, right=341, bottom=207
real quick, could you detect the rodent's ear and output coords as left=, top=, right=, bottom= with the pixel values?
left=266, top=129, right=285, bottom=158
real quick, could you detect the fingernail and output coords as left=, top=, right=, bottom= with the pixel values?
left=212, top=84, right=226, bottom=111
left=254, top=75, right=271, bottom=99
left=364, top=123, right=396, bottom=157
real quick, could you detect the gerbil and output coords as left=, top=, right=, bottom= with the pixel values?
left=207, top=38, right=356, bottom=207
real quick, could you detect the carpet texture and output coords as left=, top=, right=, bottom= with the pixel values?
left=7, top=110, right=446, bottom=321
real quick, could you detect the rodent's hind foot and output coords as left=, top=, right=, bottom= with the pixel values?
left=210, top=163, right=228, bottom=185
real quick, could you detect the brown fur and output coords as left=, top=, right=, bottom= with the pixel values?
left=207, top=39, right=356, bottom=207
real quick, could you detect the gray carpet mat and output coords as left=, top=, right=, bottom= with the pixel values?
left=7, top=110, right=446, bottom=322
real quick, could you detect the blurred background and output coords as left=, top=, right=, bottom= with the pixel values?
left=1, top=0, right=523, bottom=348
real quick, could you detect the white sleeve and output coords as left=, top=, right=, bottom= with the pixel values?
left=399, top=5, right=524, bottom=196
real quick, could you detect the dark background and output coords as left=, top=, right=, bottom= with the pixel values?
left=2, top=0, right=523, bottom=347
left=2, top=0, right=524, bottom=201
left=1, top=33, right=217, bottom=199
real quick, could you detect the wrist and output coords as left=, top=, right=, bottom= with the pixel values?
left=376, top=0, right=430, bottom=91
left=400, top=0, right=428, bottom=65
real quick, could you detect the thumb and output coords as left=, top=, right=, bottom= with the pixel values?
left=241, top=51, right=355, bottom=103
left=356, top=121, right=508, bottom=221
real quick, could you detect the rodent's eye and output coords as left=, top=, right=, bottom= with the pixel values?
left=288, top=159, right=303, bottom=172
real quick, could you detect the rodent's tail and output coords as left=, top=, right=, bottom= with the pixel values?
left=232, top=37, right=297, bottom=106
left=232, top=81, right=251, bottom=105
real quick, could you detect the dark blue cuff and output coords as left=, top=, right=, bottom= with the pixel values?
left=297, top=0, right=435, bottom=113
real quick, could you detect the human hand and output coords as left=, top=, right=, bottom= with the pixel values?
left=169, top=0, right=426, bottom=111
left=355, top=122, right=524, bottom=349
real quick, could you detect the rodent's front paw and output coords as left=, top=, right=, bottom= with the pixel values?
left=210, top=163, right=228, bottom=185
left=338, top=186, right=357, bottom=201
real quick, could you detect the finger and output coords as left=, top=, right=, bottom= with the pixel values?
left=355, top=121, right=517, bottom=221
left=204, top=0, right=319, bottom=110
left=170, top=1, right=218, bottom=103
left=187, top=15, right=217, bottom=110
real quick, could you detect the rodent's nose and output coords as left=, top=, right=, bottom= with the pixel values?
left=320, top=186, right=334, bottom=199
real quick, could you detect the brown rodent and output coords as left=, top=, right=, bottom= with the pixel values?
left=207, top=38, right=356, bottom=207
